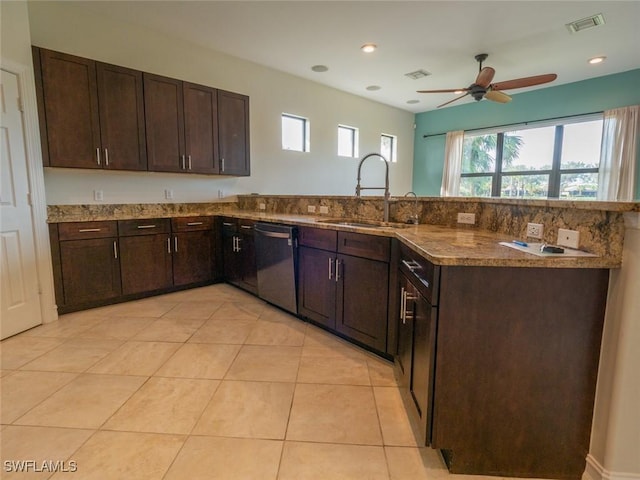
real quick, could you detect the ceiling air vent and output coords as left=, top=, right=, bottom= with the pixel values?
left=405, top=69, right=431, bottom=80
left=566, top=13, right=605, bottom=33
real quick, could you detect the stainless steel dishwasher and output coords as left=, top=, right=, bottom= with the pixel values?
left=254, top=223, right=298, bottom=315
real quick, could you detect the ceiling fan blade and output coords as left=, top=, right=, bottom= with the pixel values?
left=485, top=90, right=512, bottom=103
left=437, top=92, right=470, bottom=108
left=491, top=73, right=557, bottom=91
left=417, top=88, right=469, bottom=93
left=475, top=67, right=495, bottom=88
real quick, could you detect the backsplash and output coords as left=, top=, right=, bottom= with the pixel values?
left=237, top=195, right=639, bottom=259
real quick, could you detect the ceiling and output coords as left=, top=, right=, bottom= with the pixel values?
left=73, top=1, right=640, bottom=113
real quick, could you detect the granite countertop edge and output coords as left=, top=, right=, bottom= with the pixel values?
left=47, top=209, right=620, bottom=269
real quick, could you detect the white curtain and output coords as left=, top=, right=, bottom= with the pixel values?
left=440, top=130, right=465, bottom=196
left=597, top=105, right=639, bottom=201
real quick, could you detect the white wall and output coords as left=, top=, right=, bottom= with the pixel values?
left=27, top=1, right=414, bottom=205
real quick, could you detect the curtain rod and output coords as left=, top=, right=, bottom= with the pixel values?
left=422, top=111, right=603, bottom=139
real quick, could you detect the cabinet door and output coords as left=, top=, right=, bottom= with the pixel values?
left=218, top=90, right=249, bottom=176
left=39, top=49, right=101, bottom=168
left=238, top=224, right=257, bottom=293
left=173, top=230, right=215, bottom=287
left=119, top=234, right=173, bottom=295
left=222, top=222, right=241, bottom=285
left=96, top=63, right=147, bottom=171
left=298, top=246, right=337, bottom=329
left=336, top=254, right=389, bottom=352
left=396, top=274, right=414, bottom=390
left=144, top=73, right=185, bottom=172
left=60, top=238, right=121, bottom=305
left=184, top=82, right=218, bottom=174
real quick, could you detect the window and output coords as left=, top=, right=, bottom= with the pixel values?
left=282, top=114, right=309, bottom=152
left=459, top=115, right=603, bottom=199
left=338, top=125, right=359, bottom=157
left=380, top=134, right=397, bottom=162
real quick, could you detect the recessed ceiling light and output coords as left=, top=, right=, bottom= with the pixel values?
left=406, top=100, right=420, bottom=104
left=366, top=85, right=381, bottom=91
left=311, top=65, right=329, bottom=72
left=361, top=44, right=377, bottom=53
left=588, top=56, right=606, bottom=65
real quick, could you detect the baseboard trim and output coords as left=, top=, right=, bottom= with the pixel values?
left=584, top=455, right=640, bottom=480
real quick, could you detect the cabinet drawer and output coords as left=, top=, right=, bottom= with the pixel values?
left=118, top=218, right=170, bottom=236
left=58, top=221, right=118, bottom=240
left=338, top=231, right=390, bottom=262
left=299, top=227, right=337, bottom=251
left=172, top=216, right=214, bottom=232
left=399, top=243, right=439, bottom=305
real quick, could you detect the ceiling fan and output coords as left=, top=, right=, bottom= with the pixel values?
left=418, top=54, right=557, bottom=108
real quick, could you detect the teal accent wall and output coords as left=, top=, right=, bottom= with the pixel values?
left=413, top=69, right=640, bottom=199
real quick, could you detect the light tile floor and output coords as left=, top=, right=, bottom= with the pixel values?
left=0, top=284, right=502, bottom=479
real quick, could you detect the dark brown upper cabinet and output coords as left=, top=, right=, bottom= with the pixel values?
left=145, top=75, right=221, bottom=174
left=34, top=47, right=147, bottom=171
left=218, top=90, right=250, bottom=176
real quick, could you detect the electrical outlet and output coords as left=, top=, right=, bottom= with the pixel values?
left=557, top=228, right=580, bottom=249
left=526, top=223, right=544, bottom=239
left=164, top=189, right=174, bottom=200
left=319, top=206, right=329, bottom=214
left=259, top=203, right=266, bottom=211
left=457, top=212, right=475, bottom=225
left=307, top=205, right=316, bottom=213
left=217, top=189, right=224, bottom=199
left=93, top=190, right=103, bottom=202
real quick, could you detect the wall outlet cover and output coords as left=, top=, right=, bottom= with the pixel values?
left=164, top=189, right=174, bottom=200
left=526, top=223, right=544, bottom=239
left=259, top=203, right=266, bottom=210
left=93, top=190, right=104, bottom=202
left=307, top=205, right=316, bottom=213
left=557, top=228, right=580, bottom=249
left=319, top=206, right=329, bottom=214
left=457, top=212, right=475, bottom=224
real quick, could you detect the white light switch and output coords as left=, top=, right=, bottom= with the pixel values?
left=93, top=190, right=103, bottom=201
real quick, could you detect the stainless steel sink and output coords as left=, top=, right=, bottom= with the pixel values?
left=315, top=218, right=410, bottom=229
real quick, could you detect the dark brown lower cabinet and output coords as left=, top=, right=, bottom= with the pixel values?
left=297, top=227, right=390, bottom=353
left=49, top=221, right=121, bottom=311
left=430, top=266, right=609, bottom=480
left=119, top=233, right=173, bottom=295
left=171, top=217, right=216, bottom=286
left=221, top=218, right=257, bottom=294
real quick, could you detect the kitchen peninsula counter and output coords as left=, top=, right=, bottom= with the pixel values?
left=47, top=204, right=622, bottom=269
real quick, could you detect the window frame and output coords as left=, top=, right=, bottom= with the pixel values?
left=380, top=133, right=397, bottom=163
left=460, top=114, right=602, bottom=198
left=281, top=113, right=310, bottom=152
left=337, top=124, right=359, bottom=158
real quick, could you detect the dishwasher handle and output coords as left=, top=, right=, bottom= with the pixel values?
left=254, top=227, right=291, bottom=239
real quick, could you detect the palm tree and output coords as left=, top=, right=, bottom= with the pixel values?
left=462, top=133, right=523, bottom=173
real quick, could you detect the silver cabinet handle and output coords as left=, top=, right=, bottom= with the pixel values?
left=181, top=155, right=186, bottom=170
left=167, top=237, right=171, bottom=253
left=104, top=148, right=109, bottom=166
left=187, top=222, right=203, bottom=226
left=402, top=259, right=422, bottom=271
left=96, top=148, right=101, bottom=166
left=221, top=158, right=225, bottom=172
left=174, top=236, right=178, bottom=252
left=328, top=257, right=334, bottom=280
left=240, top=225, right=253, bottom=230
left=79, top=228, right=101, bottom=233
left=113, top=241, right=118, bottom=259
left=137, top=224, right=157, bottom=229
left=232, top=236, right=237, bottom=252
left=404, top=290, right=417, bottom=321
left=400, top=286, right=406, bottom=323
left=335, top=259, right=341, bottom=282
left=235, top=236, right=242, bottom=252
left=223, top=222, right=234, bottom=226
left=188, top=155, right=192, bottom=170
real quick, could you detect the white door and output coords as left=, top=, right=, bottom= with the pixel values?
left=0, top=69, right=42, bottom=339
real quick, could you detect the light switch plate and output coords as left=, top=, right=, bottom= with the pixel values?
left=307, top=205, right=316, bottom=213
left=319, top=206, right=329, bottom=214
left=93, top=190, right=103, bottom=201
left=457, top=212, right=475, bottom=224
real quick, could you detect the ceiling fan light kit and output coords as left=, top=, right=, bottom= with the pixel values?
left=417, top=53, right=558, bottom=108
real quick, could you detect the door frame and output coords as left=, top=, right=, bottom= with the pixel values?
left=2, top=58, right=57, bottom=324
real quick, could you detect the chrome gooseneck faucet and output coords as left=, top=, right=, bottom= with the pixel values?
left=403, top=191, right=419, bottom=224
left=355, top=153, right=390, bottom=222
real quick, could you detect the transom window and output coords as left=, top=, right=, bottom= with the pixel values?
left=338, top=125, right=359, bottom=158
left=380, top=133, right=397, bottom=162
left=460, top=115, right=603, bottom=199
left=282, top=113, right=310, bottom=152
